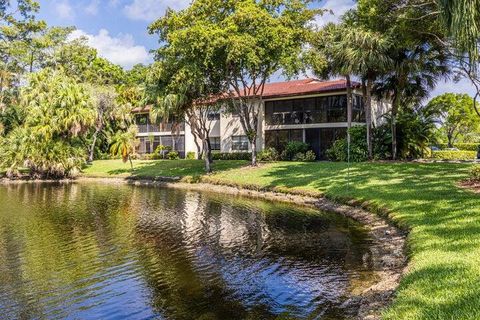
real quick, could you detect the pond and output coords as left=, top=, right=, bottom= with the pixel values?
left=0, top=183, right=376, bottom=320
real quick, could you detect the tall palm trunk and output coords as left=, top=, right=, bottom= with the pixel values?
left=391, top=93, right=399, bottom=160
left=346, top=75, right=353, bottom=162
left=365, top=78, right=374, bottom=160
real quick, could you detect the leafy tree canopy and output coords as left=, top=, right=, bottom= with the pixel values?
left=425, top=93, right=480, bottom=147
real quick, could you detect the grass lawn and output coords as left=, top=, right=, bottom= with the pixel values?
left=83, top=160, right=479, bottom=319
left=81, top=159, right=248, bottom=179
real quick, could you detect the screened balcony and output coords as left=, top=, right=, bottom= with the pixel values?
left=135, top=114, right=185, bottom=133
left=265, top=94, right=365, bottom=126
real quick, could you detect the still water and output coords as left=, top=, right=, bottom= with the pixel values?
left=0, top=183, right=375, bottom=320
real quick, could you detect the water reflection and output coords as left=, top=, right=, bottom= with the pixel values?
left=0, top=183, right=374, bottom=319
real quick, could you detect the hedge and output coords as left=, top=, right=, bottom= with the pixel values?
left=431, top=150, right=477, bottom=160
left=437, top=143, right=479, bottom=151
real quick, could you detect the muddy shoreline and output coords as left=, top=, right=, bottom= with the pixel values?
left=0, top=176, right=407, bottom=319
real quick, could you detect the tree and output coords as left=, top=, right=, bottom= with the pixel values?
left=308, top=21, right=392, bottom=160
left=437, top=0, right=480, bottom=66
left=307, top=23, right=357, bottom=161
left=425, top=93, right=479, bottom=147
left=146, top=60, right=224, bottom=172
left=149, top=0, right=317, bottom=166
left=0, top=69, right=95, bottom=178
left=0, top=0, right=45, bottom=131
left=48, top=38, right=126, bottom=86
left=351, top=0, right=450, bottom=159
left=110, top=126, right=139, bottom=170
left=86, top=86, right=132, bottom=162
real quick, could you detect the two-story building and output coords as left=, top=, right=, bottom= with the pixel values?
left=133, top=78, right=390, bottom=159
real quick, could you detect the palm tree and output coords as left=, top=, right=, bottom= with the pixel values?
left=376, top=44, right=450, bottom=159
left=110, top=126, right=139, bottom=170
left=309, top=23, right=357, bottom=158
left=340, top=27, right=393, bottom=159
left=437, top=0, right=480, bottom=65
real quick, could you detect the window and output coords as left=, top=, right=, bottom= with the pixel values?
left=325, top=95, right=347, bottom=122
left=352, top=95, right=366, bottom=122
left=207, top=112, right=220, bottom=121
left=210, top=137, right=221, bottom=150
left=265, top=130, right=303, bottom=151
left=135, top=114, right=148, bottom=125
left=264, top=95, right=348, bottom=125
left=232, top=135, right=249, bottom=151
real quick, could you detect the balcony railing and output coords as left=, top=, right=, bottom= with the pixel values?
left=137, top=123, right=185, bottom=133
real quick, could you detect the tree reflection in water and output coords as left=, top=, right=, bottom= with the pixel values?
left=0, top=183, right=374, bottom=320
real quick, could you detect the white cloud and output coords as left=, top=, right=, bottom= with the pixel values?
left=69, top=29, right=151, bottom=69
left=85, top=0, right=100, bottom=15
left=123, top=0, right=191, bottom=21
left=315, top=0, right=355, bottom=27
left=55, top=0, right=74, bottom=20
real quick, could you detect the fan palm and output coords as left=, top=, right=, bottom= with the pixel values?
left=110, top=126, right=139, bottom=170
left=309, top=23, right=356, bottom=156
left=339, top=27, right=393, bottom=159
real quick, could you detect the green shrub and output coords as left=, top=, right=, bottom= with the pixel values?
left=438, top=143, right=480, bottom=151
left=431, top=150, right=476, bottom=160
left=469, top=165, right=480, bottom=181
left=257, top=147, right=280, bottom=162
left=186, top=151, right=196, bottom=160
left=326, top=126, right=368, bottom=162
left=304, top=150, right=316, bottom=162
left=212, top=152, right=251, bottom=160
left=166, top=151, right=180, bottom=160
left=290, top=150, right=316, bottom=162
left=282, top=141, right=309, bottom=161
left=154, top=145, right=172, bottom=159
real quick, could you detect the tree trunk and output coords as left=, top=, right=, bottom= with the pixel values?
left=251, top=137, right=257, bottom=166
left=391, top=94, right=399, bottom=160
left=206, top=136, right=213, bottom=163
left=88, top=129, right=100, bottom=163
left=129, top=156, right=133, bottom=170
left=447, top=134, right=453, bottom=148
left=203, top=140, right=212, bottom=173
left=346, top=75, right=353, bottom=163
left=366, top=79, right=373, bottom=160
left=194, top=138, right=202, bottom=160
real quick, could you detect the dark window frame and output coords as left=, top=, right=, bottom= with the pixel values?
left=210, top=137, right=221, bottom=150
left=232, top=135, right=249, bottom=151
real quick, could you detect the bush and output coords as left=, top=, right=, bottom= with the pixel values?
left=186, top=151, right=196, bottom=160
left=469, top=165, right=480, bottom=182
left=326, top=126, right=368, bottom=162
left=257, top=147, right=280, bottom=162
left=154, top=145, right=172, bottom=159
left=212, top=152, right=251, bottom=160
left=291, top=150, right=316, bottom=162
left=282, top=141, right=309, bottom=161
left=304, top=150, right=316, bottom=162
left=431, top=150, right=476, bottom=160
left=438, top=143, right=479, bottom=151
left=166, top=151, right=180, bottom=160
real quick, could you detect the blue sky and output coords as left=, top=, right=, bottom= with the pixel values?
left=37, top=0, right=476, bottom=98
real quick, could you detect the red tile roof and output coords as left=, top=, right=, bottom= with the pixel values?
left=132, top=78, right=357, bottom=113
left=259, top=78, right=359, bottom=99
